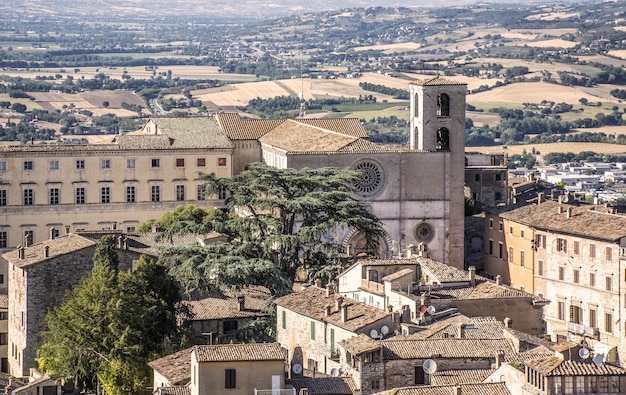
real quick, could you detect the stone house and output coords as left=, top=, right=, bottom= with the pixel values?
left=148, top=347, right=192, bottom=389
left=190, top=342, right=287, bottom=395
left=275, top=284, right=393, bottom=378
left=372, top=382, right=512, bottom=395
left=464, top=152, right=508, bottom=207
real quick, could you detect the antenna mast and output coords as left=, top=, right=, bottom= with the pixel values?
left=298, top=48, right=306, bottom=118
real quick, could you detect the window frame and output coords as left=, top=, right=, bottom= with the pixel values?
left=175, top=158, right=185, bottom=168
left=151, top=185, right=161, bottom=202
left=49, top=160, right=59, bottom=170
left=197, top=158, right=206, bottom=167
left=101, top=159, right=111, bottom=170
left=126, top=186, right=136, bottom=203
left=75, top=160, right=85, bottom=170
left=224, top=369, right=236, bottom=389
left=49, top=188, right=60, bottom=205
left=151, top=158, right=161, bottom=168
left=23, top=189, right=34, bottom=206
left=100, top=186, right=111, bottom=204
left=0, top=190, right=6, bottom=206
left=126, top=158, right=136, bottom=169
left=176, top=185, right=185, bottom=201
left=23, top=161, right=33, bottom=171
left=75, top=187, right=86, bottom=204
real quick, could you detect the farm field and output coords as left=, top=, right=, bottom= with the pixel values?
left=28, top=90, right=146, bottom=116
left=467, top=142, right=626, bottom=157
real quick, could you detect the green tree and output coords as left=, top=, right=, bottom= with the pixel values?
left=37, top=237, right=189, bottom=395
left=165, top=163, right=386, bottom=297
left=136, top=204, right=225, bottom=232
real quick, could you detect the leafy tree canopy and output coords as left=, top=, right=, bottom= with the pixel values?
left=37, top=236, right=190, bottom=395
left=137, top=203, right=226, bottom=232
left=164, top=163, right=386, bottom=297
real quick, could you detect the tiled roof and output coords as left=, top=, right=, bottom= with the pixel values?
left=288, top=377, right=358, bottom=395
left=0, top=292, right=8, bottom=310
left=382, top=268, right=414, bottom=282
left=337, top=138, right=391, bottom=152
left=296, top=118, right=368, bottom=138
left=428, top=279, right=548, bottom=304
left=526, top=356, right=626, bottom=376
left=192, top=342, right=285, bottom=363
left=430, top=368, right=495, bottom=386
left=429, top=317, right=505, bottom=340
left=516, top=346, right=555, bottom=363
left=274, top=286, right=391, bottom=332
left=76, top=230, right=203, bottom=257
left=127, top=116, right=233, bottom=149
left=187, top=286, right=271, bottom=320
left=260, top=120, right=358, bottom=153
left=376, top=382, right=511, bottom=395
left=216, top=112, right=285, bottom=140
left=418, top=257, right=471, bottom=283
left=381, top=338, right=515, bottom=360
left=148, top=348, right=192, bottom=385
left=498, top=201, right=626, bottom=241
left=410, top=76, right=467, bottom=86
left=356, top=259, right=418, bottom=267
left=155, top=386, right=191, bottom=395
left=339, top=334, right=381, bottom=356
left=2, top=234, right=96, bottom=268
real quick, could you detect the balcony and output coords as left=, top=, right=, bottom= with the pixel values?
left=567, top=322, right=599, bottom=339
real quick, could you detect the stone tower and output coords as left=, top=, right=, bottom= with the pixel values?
left=408, top=77, right=467, bottom=268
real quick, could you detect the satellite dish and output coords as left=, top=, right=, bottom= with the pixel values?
left=593, top=353, right=605, bottom=366
left=579, top=348, right=590, bottom=359
left=292, top=364, right=302, bottom=374
left=562, top=194, right=569, bottom=203
left=369, top=329, right=379, bottom=338
left=423, top=359, right=438, bottom=375
left=330, top=368, right=339, bottom=377
left=427, top=305, right=436, bottom=315
left=381, top=325, right=390, bottom=335
left=338, top=368, right=345, bottom=376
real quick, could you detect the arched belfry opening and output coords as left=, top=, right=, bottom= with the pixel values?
left=437, top=93, right=450, bottom=117
left=436, top=127, right=450, bottom=151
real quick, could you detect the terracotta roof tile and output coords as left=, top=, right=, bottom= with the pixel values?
left=418, top=257, right=471, bottom=283
left=187, top=286, right=271, bottom=320
left=296, top=118, right=368, bottom=138
left=127, top=116, right=233, bottom=149
left=288, top=377, right=358, bottom=395
left=430, top=368, right=495, bottom=386
left=410, top=76, right=467, bottom=86
left=381, top=338, right=516, bottom=360
left=192, top=342, right=285, bottom=363
left=0, top=292, right=9, bottom=310
left=526, top=356, right=626, bottom=376
left=339, top=334, right=381, bottom=356
left=148, top=348, right=192, bottom=385
left=274, top=286, right=391, bottom=332
left=155, top=386, right=190, bottom=395
left=260, top=120, right=358, bottom=152
left=216, top=113, right=285, bottom=140
left=2, top=234, right=96, bottom=268
left=375, top=382, right=511, bottom=395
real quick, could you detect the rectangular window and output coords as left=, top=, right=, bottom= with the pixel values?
left=75, top=187, right=85, bottom=204
left=559, top=266, right=564, bottom=281
left=606, top=276, right=613, bottom=291
left=573, top=269, right=579, bottom=284
left=225, top=369, right=236, bottom=389
left=281, top=310, right=286, bottom=329
left=197, top=158, right=206, bottom=167
left=537, top=260, right=544, bottom=276
left=557, top=238, right=567, bottom=253
left=509, top=246, right=514, bottom=263
left=499, top=222, right=503, bottom=232
left=558, top=301, right=565, bottom=320
left=197, top=185, right=206, bottom=201
left=570, top=305, right=582, bottom=324
left=101, top=159, right=111, bottom=169
left=0, top=333, right=7, bottom=346
left=498, top=242, right=503, bottom=259
left=474, top=173, right=480, bottom=182
left=49, top=188, right=59, bottom=205
left=218, top=157, right=227, bottom=167
left=151, top=186, right=161, bottom=202
left=495, top=192, right=502, bottom=201
left=0, top=161, right=6, bottom=172
left=176, top=158, right=185, bottom=167
left=126, top=186, right=135, bottom=203
left=218, top=186, right=227, bottom=200
left=574, top=241, right=579, bottom=255
left=520, top=229, right=524, bottom=238
left=535, top=234, right=546, bottom=249
left=49, top=160, right=59, bottom=170
left=0, top=190, right=6, bottom=206
left=590, top=308, right=597, bottom=328
left=590, top=273, right=596, bottom=287
left=310, top=321, right=315, bottom=340
left=0, top=232, right=6, bottom=248
left=488, top=239, right=493, bottom=256
left=101, top=187, right=111, bottom=203
left=605, top=312, right=613, bottom=333
left=489, top=219, right=493, bottom=229
left=151, top=158, right=160, bottom=168
left=495, top=173, right=502, bottom=181
left=24, top=230, right=33, bottom=245
left=590, top=243, right=596, bottom=258
left=23, top=161, right=33, bottom=171
left=126, top=158, right=135, bottom=169
left=520, top=250, right=525, bottom=267
left=176, top=185, right=185, bottom=201
left=509, top=225, right=513, bottom=235
left=23, top=189, right=33, bottom=206
left=75, top=160, right=85, bottom=170
left=606, top=246, right=612, bottom=261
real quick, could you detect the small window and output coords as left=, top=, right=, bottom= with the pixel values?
left=606, top=246, right=612, bottom=261
left=590, top=244, right=596, bottom=259
left=310, top=321, right=316, bottom=340
left=557, top=238, right=567, bottom=253
left=489, top=219, right=493, bottom=229
left=151, top=185, right=161, bottom=202
left=223, top=319, right=238, bottom=334
left=509, top=246, right=513, bottom=263
left=151, top=158, right=160, bottom=168
left=520, top=250, right=525, bottom=267
left=176, top=158, right=185, bottom=167
left=509, top=225, right=513, bottom=235
left=197, top=158, right=206, bottom=167
left=281, top=310, right=286, bottom=329
left=218, top=186, right=228, bottom=200
left=474, top=173, right=480, bottom=182
left=75, top=187, right=85, bottom=204
left=197, top=185, right=206, bottom=201
left=537, top=260, right=544, bottom=276
left=590, top=273, right=596, bottom=287
left=498, top=222, right=503, bottom=232
left=101, top=187, right=111, bottom=203
left=176, top=185, right=185, bottom=201
left=520, top=229, right=525, bottom=238
left=24, top=230, right=33, bottom=246
left=23, top=161, right=33, bottom=171
left=126, top=186, right=136, bottom=203
left=488, top=239, right=493, bottom=255
left=0, top=232, right=7, bottom=249
left=0, top=311, right=6, bottom=320
left=573, top=269, right=579, bottom=284
left=606, top=276, right=613, bottom=291
left=0, top=333, right=6, bottom=346
left=101, top=159, right=111, bottom=169
left=126, top=159, right=136, bottom=169
left=437, top=93, right=450, bottom=117
left=49, top=188, right=60, bottom=205
left=218, top=157, right=227, bottom=167
left=606, top=312, right=614, bottom=333
left=574, top=240, right=579, bottom=255
left=49, top=160, right=59, bottom=170
left=495, top=192, right=502, bottom=201
left=558, top=301, right=565, bottom=320
left=0, top=190, right=6, bottom=206
left=590, top=308, right=597, bottom=328
left=225, top=369, right=236, bottom=389
left=558, top=266, right=564, bottom=281
left=23, top=189, right=33, bottom=206
left=0, top=161, right=6, bottom=172
left=75, top=160, right=85, bottom=170
left=498, top=242, right=503, bottom=259
left=495, top=173, right=502, bottom=181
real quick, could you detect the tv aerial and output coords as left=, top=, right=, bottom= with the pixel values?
left=423, top=359, right=438, bottom=375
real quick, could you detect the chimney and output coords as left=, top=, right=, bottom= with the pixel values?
left=49, top=227, right=55, bottom=240
left=24, top=234, right=31, bottom=248
left=456, top=323, right=465, bottom=338
left=567, top=207, right=572, bottom=218
left=117, top=235, right=123, bottom=249
left=122, top=236, right=128, bottom=250
left=495, top=275, right=502, bottom=285
left=326, top=283, right=334, bottom=296
left=503, top=317, right=511, bottom=328
left=468, top=266, right=476, bottom=286
left=537, top=192, right=544, bottom=204
left=336, top=297, right=343, bottom=311
left=325, top=305, right=331, bottom=316
left=453, top=385, right=461, bottom=395
left=17, top=245, right=24, bottom=260
left=315, top=279, right=322, bottom=288
left=558, top=205, right=564, bottom=214
left=495, top=350, right=504, bottom=369
left=44, top=245, right=49, bottom=258
left=64, top=225, right=70, bottom=235
left=237, top=296, right=245, bottom=311
left=406, top=244, right=413, bottom=258
left=341, top=305, right=348, bottom=322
